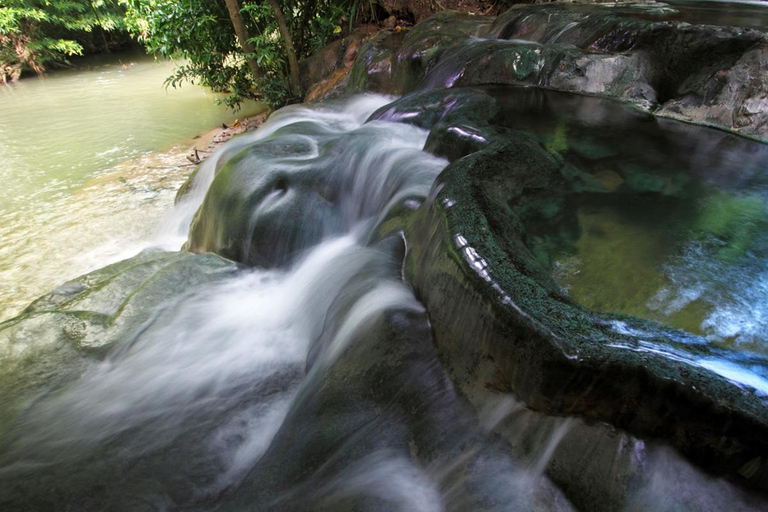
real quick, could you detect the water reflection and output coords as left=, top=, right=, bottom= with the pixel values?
left=489, top=87, right=768, bottom=353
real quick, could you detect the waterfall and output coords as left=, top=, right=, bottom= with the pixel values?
left=4, top=11, right=768, bottom=503
left=0, top=95, right=460, bottom=510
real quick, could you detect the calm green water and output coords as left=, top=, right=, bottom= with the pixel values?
left=0, top=52, right=266, bottom=321
left=485, top=87, right=768, bottom=353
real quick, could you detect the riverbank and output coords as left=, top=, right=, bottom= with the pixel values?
left=185, top=111, right=270, bottom=165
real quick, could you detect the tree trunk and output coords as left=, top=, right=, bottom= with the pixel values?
left=223, top=0, right=263, bottom=80
left=14, top=31, right=44, bottom=76
left=88, top=1, right=111, bottom=53
left=267, top=0, right=302, bottom=97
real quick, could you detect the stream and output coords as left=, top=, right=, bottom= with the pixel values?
left=2, top=2, right=768, bottom=511
left=2, top=87, right=767, bottom=511
left=0, top=51, right=265, bottom=322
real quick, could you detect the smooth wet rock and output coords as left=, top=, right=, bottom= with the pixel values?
left=403, top=119, right=768, bottom=491
left=344, top=3, right=768, bottom=141
left=349, top=12, right=493, bottom=96
left=348, top=30, right=406, bottom=94
left=369, top=87, right=498, bottom=162
left=487, top=4, right=768, bottom=139
left=369, top=87, right=496, bottom=128
left=187, top=105, right=445, bottom=269
left=187, top=135, right=339, bottom=267
left=657, top=43, right=768, bottom=140
left=0, top=249, right=239, bottom=438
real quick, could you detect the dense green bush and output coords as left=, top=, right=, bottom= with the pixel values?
left=0, top=0, right=127, bottom=82
left=124, top=0, right=352, bottom=108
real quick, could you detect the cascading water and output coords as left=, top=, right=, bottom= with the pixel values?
left=4, top=2, right=768, bottom=507
left=3, top=88, right=766, bottom=511
left=0, top=95, right=486, bottom=510
left=0, top=237, right=410, bottom=497
left=160, top=95, right=395, bottom=244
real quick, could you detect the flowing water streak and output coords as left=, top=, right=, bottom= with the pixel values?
left=545, top=21, right=581, bottom=44
left=0, top=95, right=452, bottom=505
left=158, top=94, right=397, bottom=246
left=2, top=238, right=376, bottom=481
left=312, top=449, right=444, bottom=512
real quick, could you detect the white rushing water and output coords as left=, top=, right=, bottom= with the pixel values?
left=0, top=94, right=456, bottom=509
left=159, top=94, right=398, bottom=245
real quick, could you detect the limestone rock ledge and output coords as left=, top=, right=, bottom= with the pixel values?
left=378, top=86, right=768, bottom=492
left=337, top=4, right=768, bottom=142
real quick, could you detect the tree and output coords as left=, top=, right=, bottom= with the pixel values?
left=124, top=0, right=348, bottom=107
left=223, top=0, right=263, bottom=81
left=0, top=0, right=127, bottom=82
left=266, top=0, right=300, bottom=96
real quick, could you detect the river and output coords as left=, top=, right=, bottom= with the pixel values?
left=0, top=51, right=266, bottom=322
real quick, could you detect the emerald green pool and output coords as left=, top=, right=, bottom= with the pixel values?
left=489, top=87, right=768, bottom=353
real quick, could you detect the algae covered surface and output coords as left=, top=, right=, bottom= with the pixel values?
left=531, top=170, right=768, bottom=353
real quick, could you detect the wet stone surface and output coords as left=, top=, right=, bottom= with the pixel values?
left=0, top=249, right=239, bottom=438
left=346, top=4, right=768, bottom=142
left=388, top=86, right=768, bottom=491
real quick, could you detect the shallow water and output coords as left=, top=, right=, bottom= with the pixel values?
left=0, top=51, right=266, bottom=321
left=492, top=87, right=768, bottom=353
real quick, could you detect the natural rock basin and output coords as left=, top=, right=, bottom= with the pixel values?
left=2, top=3, right=768, bottom=511
left=370, top=84, right=768, bottom=492
left=474, top=86, right=768, bottom=354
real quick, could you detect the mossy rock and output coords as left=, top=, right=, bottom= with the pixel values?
left=387, top=87, right=768, bottom=491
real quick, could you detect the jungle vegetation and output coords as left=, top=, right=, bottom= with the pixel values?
left=122, top=0, right=357, bottom=107
left=1, top=0, right=364, bottom=107
left=0, top=0, right=129, bottom=82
